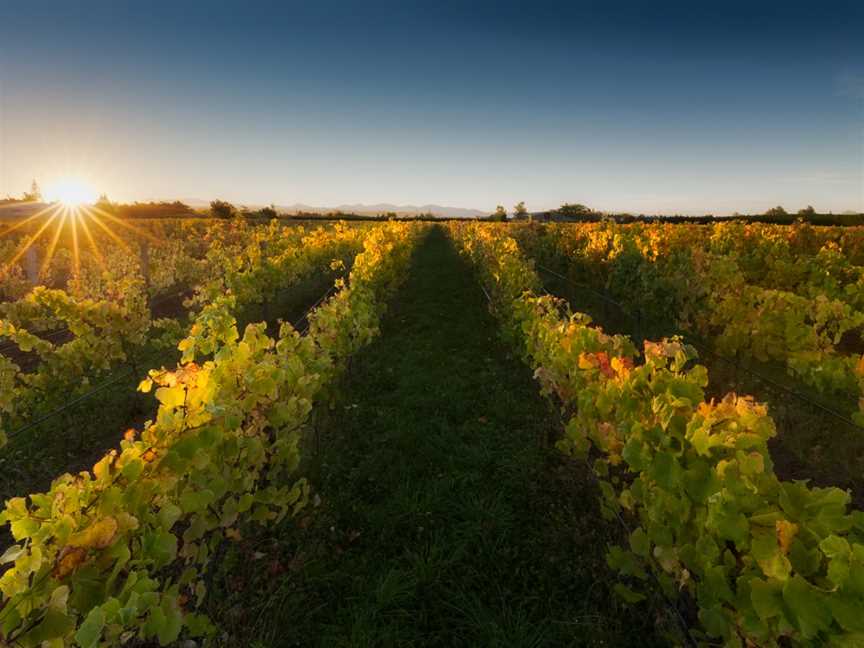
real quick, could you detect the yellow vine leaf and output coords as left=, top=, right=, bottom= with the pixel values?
left=776, top=519, right=799, bottom=555
left=156, top=385, right=186, bottom=409
left=68, top=517, right=119, bottom=550
left=52, top=547, right=87, bottom=579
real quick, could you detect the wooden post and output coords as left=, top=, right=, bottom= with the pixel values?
left=25, top=246, right=39, bottom=286
left=260, top=240, right=270, bottom=324
left=140, top=241, right=151, bottom=292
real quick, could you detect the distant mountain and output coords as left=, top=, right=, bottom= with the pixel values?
left=179, top=199, right=487, bottom=218
left=283, top=203, right=487, bottom=219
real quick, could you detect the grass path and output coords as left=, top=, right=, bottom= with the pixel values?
left=211, top=227, right=669, bottom=647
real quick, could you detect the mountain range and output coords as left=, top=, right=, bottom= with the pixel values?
left=180, top=199, right=487, bottom=219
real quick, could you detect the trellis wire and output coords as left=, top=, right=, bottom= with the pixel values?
left=0, top=274, right=346, bottom=637
left=475, top=272, right=699, bottom=647
left=0, top=287, right=191, bottom=356
left=4, top=279, right=341, bottom=444
left=533, top=261, right=864, bottom=432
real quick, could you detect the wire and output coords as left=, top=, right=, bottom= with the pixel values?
left=0, top=278, right=348, bottom=638
left=534, top=262, right=626, bottom=309
left=294, top=283, right=338, bottom=332
left=474, top=271, right=699, bottom=646
left=686, top=338, right=862, bottom=429
left=533, top=262, right=864, bottom=431
left=0, top=287, right=191, bottom=355
left=4, top=276, right=344, bottom=443
left=5, top=367, right=159, bottom=442
left=577, top=452, right=699, bottom=647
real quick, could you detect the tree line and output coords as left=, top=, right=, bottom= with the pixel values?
left=0, top=180, right=42, bottom=205
left=484, top=201, right=864, bottom=226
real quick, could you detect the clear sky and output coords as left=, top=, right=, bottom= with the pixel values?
left=1, top=0, right=862, bottom=214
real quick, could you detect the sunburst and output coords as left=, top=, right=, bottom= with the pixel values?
left=44, top=178, right=98, bottom=207
left=1, top=178, right=162, bottom=284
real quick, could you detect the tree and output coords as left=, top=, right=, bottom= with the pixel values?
left=259, top=205, right=277, bottom=219
left=555, top=203, right=595, bottom=220
left=491, top=205, right=507, bottom=221
left=210, top=199, right=236, bottom=219
left=513, top=201, right=529, bottom=220
left=798, top=205, right=816, bottom=216
left=764, top=205, right=788, bottom=217
left=23, top=179, right=41, bottom=202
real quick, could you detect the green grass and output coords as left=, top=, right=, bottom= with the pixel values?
left=207, top=228, right=673, bottom=647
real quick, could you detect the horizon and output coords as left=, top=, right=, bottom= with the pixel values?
left=1, top=0, right=862, bottom=214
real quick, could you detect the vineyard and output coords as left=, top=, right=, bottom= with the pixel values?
left=2, top=217, right=864, bottom=646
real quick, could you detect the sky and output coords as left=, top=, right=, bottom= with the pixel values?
left=0, top=0, right=862, bottom=215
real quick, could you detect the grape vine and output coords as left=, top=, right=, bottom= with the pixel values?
left=452, top=221, right=864, bottom=646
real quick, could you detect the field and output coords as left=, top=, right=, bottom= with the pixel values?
left=2, top=216, right=864, bottom=647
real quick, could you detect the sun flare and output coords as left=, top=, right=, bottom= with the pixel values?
left=44, top=178, right=98, bottom=207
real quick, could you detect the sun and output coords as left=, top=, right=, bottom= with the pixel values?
left=45, top=178, right=99, bottom=207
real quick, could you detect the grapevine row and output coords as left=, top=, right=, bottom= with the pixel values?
left=0, top=222, right=366, bottom=448
left=451, top=221, right=864, bottom=647
left=0, top=221, right=422, bottom=646
left=513, top=221, right=864, bottom=423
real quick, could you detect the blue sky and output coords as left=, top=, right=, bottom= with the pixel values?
left=1, top=0, right=862, bottom=214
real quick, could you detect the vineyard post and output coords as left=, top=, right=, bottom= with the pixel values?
left=140, top=240, right=151, bottom=292
left=25, top=245, right=39, bottom=286
left=261, top=239, right=270, bottom=323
